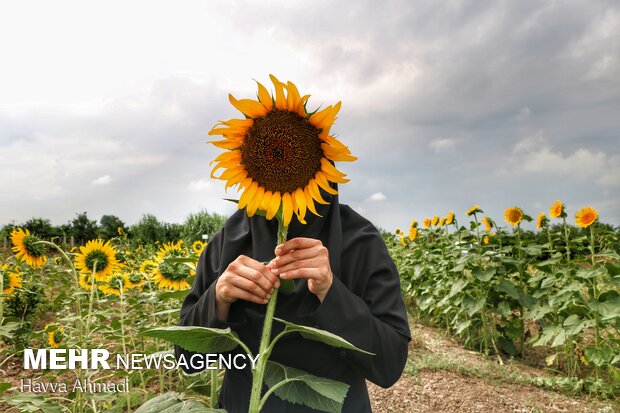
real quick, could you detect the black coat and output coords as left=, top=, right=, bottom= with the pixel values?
left=176, top=191, right=411, bottom=412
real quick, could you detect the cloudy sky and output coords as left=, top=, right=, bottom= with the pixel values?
left=1, top=0, right=618, bottom=232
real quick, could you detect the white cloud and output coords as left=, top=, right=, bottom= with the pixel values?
left=188, top=178, right=214, bottom=193
left=92, top=175, right=112, bottom=185
left=428, top=138, right=456, bottom=153
left=366, top=192, right=386, bottom=202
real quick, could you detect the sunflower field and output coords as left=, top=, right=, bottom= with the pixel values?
left=0, top=201, right=619, bottom=412
left=389, top=202, right=620, bottom=397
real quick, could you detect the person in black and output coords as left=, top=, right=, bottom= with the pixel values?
left=176, top=186, right=411, bottom=412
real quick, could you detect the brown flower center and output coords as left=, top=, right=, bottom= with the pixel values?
left=242, top=110, right=323, bottom=193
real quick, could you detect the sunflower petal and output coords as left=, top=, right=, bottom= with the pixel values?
left=255, top=80, right=273, bottom=110
left=286, top=81, right=301, bottom=113
left=315, top=171, right=338, bottom=195
left=293, top=188, right=307, bottom=224
left=248, top=186, right=264, bottom=217
left=259, top=190, right=272, bottom=212
left=320, top=158, right=347, bottom=178
left=239, top=181, right=258, bottom=209
left=282, top=192, right=294, bottom=227
left=229, top=94, right=268, bottom=119
left=266, top=191, right=281, bottom=220
left=270, top=74, right=286, bottom=110
left=304, top=186, right=320, bottom=216
left=309, top=179, right=329, bottom=204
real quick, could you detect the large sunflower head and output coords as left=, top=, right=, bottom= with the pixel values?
left=1, top=264, right=23, bottom=296
left=575, top=206, right=598, bottom=228
left=75, top=239, right=120, bottom=282
left=549, top=200, right=565, bottom=219
left=10, top=228, right=47, bottom=269
left=152, top=241, right=193, bottom=291
left=209, top=75, right=356, bottom=227
left=504, top=207, right=523, bottom=227
left=98, top=273, right=129, bottom=296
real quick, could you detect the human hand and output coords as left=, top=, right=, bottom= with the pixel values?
left=269, top=237, right=333, bottom=302
left=215, top=255, right=280, bottom=320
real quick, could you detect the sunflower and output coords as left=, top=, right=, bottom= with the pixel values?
left=10, top=228, right=47, bottom=269
left=467, top=205, right=482, bottom=216
left=549, top=200, right=565, bottom=219
left=125, top=272, right=146, bottom=289
left=445, top=211, right=455, bottom=225
left=1, top=264, right=22, bottom=296
left=504, top=207, right=523, bottom=227
left=399, top=236, right=407, bottom=247
left=409, top=219, right=418, bottom=230
left=483, top=236, right=490, bottom=245
left=98, top=273, right=129, bottom=296
left=192, top=240, right=207, bottom=254
left=536, top=212, right=547, bottom=230
left=423, top=218, right=431, bottom=228
left=438, top=217, right=446, bottom=227
left=394, top=228, right=403, bottom=236
left=481, top=217, right=492, bottom=232
left=152, top=241, right=194, bottom=291
left=45, top=323, right=64, bottom=348
left=575, top=206, right=598, bottom=228
left=209, top=75, right=356, bottom=227
left=409, top=227, right=418, bottom=242
left=140, top=259, right=158, bottom=277
left=78, top=273, right=93, bottom=291
left=431, top=215, right=439, bottom=226
left=74, top=239, right=120, bottom=282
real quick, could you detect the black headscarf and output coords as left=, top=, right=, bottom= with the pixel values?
left=178, top=185, right=411, bottom=412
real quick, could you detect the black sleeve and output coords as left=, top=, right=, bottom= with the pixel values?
left=298, top=232, right=411, bottom=388
left=174, top=230, right=246, bottom=373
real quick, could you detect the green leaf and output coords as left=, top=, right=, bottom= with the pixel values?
left=279, top=278, right=296, bottom=295
left=142, top=326, right=239, bottom=353
left=585, top=346, right=615, bottom=367
left=0, top=382, right=11, bottom=395
left=5, top=392, right=64, bottom=413
left=454, top=319, right=471, bottom=335
left=159, top=290, right=191, bottom=301
left=530, top=324, right=562, bottom=347
left=472, top=269, right=495, bottom=282
left=263, top=361, right=349, bottom=413
left=447, top=279, right=468, bottom=298
left=527, top=304, right=553, bottom=321
left=274, top=318, right=373, bottom=355
left=133, top=392, right=225, bottom=413
left=0, top=321, right=19, bottom=339
left=563, top=314, right=593, bottom=336
left=495, top=301, right=512, bottom=318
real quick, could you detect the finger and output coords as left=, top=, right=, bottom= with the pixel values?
left=226, top=284, right=269, bottom=305
left=230, top=276, right=272, bottom=299
left=271, top=246, right=320, bottom=268
left=280, top=267, right=321, bottom=281
left=238, top=256, right=280, bottom=286
left=272, top=257, right=323, bottom=275
left=275, top=237, right=320, bottom=256
left=235, top=265, right=276, bottom=294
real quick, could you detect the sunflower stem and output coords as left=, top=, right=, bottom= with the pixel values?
left=85, top=262, right=98, bottom=337
left=248, top=214, right=287, bottom=413
left=562, top=216, right=571, bottom=262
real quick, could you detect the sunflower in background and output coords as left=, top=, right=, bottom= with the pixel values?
left=549, top=200, right=565, bottom=219
left=151, top=241, right=194, bottom=291
left=409, top=227, right=418, bottom=242
left=504, top=207, right=524, bottom=227
left=75, top=239, right=120, bottom=282
left=125, top=272, right=146, bottom=289
left=209, top=75, right=356, bottom=226
left=45, top=323, right=64, bottom=348
left=192, top=240, right=207, bottom=254
left=536, top=213, right=548, bottom=230
left=98, top=273, right=129, bottom=296
left=78, top=273, right=93, bottom=291
left=575, top=206, right=598, bottom=228
left=10, top=228, right=47, bottom=269
left=423, top=218, right=431, bottom=228
left=467, top=205, right=482, bottom=216
left=445, top=211, right=455, bottom=225
left=481, top=217, right=493, bottom=232
left=431, top=215, right=439, bottom=226
left=1, top=264, right=22, bottom=296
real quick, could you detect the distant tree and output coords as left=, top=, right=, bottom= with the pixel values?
left=180, top=210, right=227, bottom=243
left=163, top=223, right=183, bottom=243
left=71, top=212, right=99, bottom=245
left=23, top=217, right=58, bottom=240
left=1, top=222, right=17, bottom=240
left=98, top=215, right=127, bottom=240
left=130, top=214, right=166, bottom=245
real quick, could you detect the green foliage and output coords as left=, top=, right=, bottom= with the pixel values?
left=99, top=214, right=127, bottom=240
left=23, top=218, right=59, bottom=240
left=71, top=211, right=99, bottom=245
left=133, top=392, right=223, bottom=413
left=181, top=210, right=227, bottom=244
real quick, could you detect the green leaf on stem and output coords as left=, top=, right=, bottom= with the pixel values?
left=141, top=326, right=240, bottom=353
left=274, top=318, right=374, bottom=355
left=134, top=392, right=226, bottom=412
left=263, top=361, right=349, bottom=413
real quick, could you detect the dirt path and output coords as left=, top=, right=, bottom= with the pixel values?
left=367, top=322, right=618, bottom=413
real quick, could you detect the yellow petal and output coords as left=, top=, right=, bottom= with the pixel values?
left=309, top=101, right=341, bottom=130
left=210, top=139, right=243, bottom=149
left=225, top=170, right=248, bottom=190
left=315, top=171, right=338, bottom=195
left=247, top=186, right=264, bottom=217
left=309, top=179, right=329, bottom=204
left=293, top=188, right=307, bottom=224
left=286, top=81, right=301, bottom=113
left=282, top=192, right=294, bottom=227
left=320, top=158, right=347, bottom=178
left=259, top=190, right=272, bottom=212
left=322, top=143, right=357, bottom=162
left=255, top=80, right=273, bottom=110
left=270, top=74, right=286, bottom=110
left=304, top=186, right=319, bottom=216
left=229, top=94, right=268, bottom=118
left=239, top=181, right=258, bottom=209
left=297, top=95, right=310, bottom=117
left=266, top=191, right=281, bottom=220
